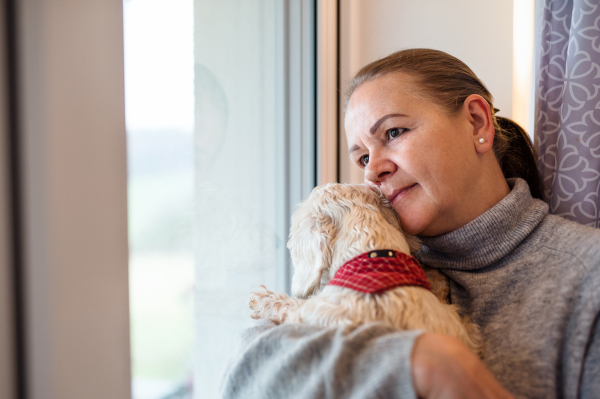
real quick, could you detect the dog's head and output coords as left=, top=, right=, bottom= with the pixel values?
left=287, top=183, right=420, bottom=298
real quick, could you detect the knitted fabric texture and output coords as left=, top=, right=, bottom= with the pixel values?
left=327, top=250, right=431, bottom=294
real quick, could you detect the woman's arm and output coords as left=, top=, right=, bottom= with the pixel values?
left=221, top=323, right=513, bottom=399
left=220, top=321, right=422, bottom=399
left=411, top=333, right=514, bottom=399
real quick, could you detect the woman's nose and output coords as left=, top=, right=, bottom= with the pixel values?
left=364, top=153, right=396, bottom=185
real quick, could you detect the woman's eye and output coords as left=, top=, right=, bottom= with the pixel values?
left=387, top=128, right=405, bottom=139
left=359, top=154, right=369, bottom=167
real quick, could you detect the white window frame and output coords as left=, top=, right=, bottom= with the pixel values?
left=280, top=0, right=319, bottom=290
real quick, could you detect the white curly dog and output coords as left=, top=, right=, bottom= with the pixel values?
left=249, top=183, right=482, bottom=355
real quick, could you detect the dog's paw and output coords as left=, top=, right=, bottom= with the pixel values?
left=249, top=285, right=301, bottom=325
left=249, top=285, right=275, bottom=320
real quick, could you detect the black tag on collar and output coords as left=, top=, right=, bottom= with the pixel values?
left=368, top=250, right=397, bottom=259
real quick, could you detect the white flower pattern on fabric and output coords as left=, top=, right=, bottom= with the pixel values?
left=536, top=0, right=600, bottom=227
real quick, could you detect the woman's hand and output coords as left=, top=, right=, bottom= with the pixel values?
left=411, top=333, right=514, bottom=399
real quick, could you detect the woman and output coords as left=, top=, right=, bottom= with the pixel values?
left=221, top=49, right=600, bottom=399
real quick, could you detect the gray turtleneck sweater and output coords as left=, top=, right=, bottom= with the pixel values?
left=220, top=179, right=600, bottom=399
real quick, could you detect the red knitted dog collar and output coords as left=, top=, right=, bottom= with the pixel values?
left=327, top=250, right=431, bottom=294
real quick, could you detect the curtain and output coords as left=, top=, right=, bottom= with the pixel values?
left=536, top=0, right=600, bottom=227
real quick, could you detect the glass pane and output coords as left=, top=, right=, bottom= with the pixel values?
left=125, top=1, right=292, bottom=399
left=193, top=1, right=287, bottom=397
left=124, top=0, right=195, bottom=398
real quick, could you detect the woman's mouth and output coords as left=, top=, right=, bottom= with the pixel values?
left=388, top=183, right=418, bottom=204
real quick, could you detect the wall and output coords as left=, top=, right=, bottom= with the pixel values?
left=17, top=1, right=131, bottom=398
left=0, top=0, right=16, bottom=397
left=338, top=0, right=514, bottom=183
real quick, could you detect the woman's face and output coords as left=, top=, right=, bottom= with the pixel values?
left=345, top=73, right=483, bottom=237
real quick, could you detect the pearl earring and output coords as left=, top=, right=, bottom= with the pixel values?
left=479, top=138, right=485, bottom=144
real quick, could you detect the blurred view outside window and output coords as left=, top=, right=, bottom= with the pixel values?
left=125, top=1, right=292, bottom=398
left=124, top=0, right=194, bottom=397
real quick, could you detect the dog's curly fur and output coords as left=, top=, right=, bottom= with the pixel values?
left=249, top=183, right=483, bottom=355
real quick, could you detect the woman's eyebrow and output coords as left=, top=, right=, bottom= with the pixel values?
left=348, top=144, right=360, bottom=155
left=348, top=113, right=408, bottom=155
left=369, top=113, right=406, bottom=134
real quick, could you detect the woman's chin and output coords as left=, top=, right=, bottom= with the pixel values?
left=397, top=209, right=438, bottom=237
left=398, top=218, right=426, bottom=236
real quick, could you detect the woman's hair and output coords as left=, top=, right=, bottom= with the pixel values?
left=345, top=48, right=544, bottom=200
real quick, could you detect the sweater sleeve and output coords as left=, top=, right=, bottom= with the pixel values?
left=220, top=320, right=422, bottom=399
left=580, top=315, right=600, bottom=398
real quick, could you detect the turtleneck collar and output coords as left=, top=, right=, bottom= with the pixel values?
left=415, top=178, right=549, bottom=271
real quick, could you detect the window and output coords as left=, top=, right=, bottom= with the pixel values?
left=124, top=1, right=195, bottom=397
left=124, top=1, right=316, bottom=397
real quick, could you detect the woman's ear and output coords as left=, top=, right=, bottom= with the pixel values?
left=463, top=94, right=495, bottom=154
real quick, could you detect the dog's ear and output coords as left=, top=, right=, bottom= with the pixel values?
left=288, top=193, right=337, bottom=299
left=403, top=234, right=421, bottom=253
